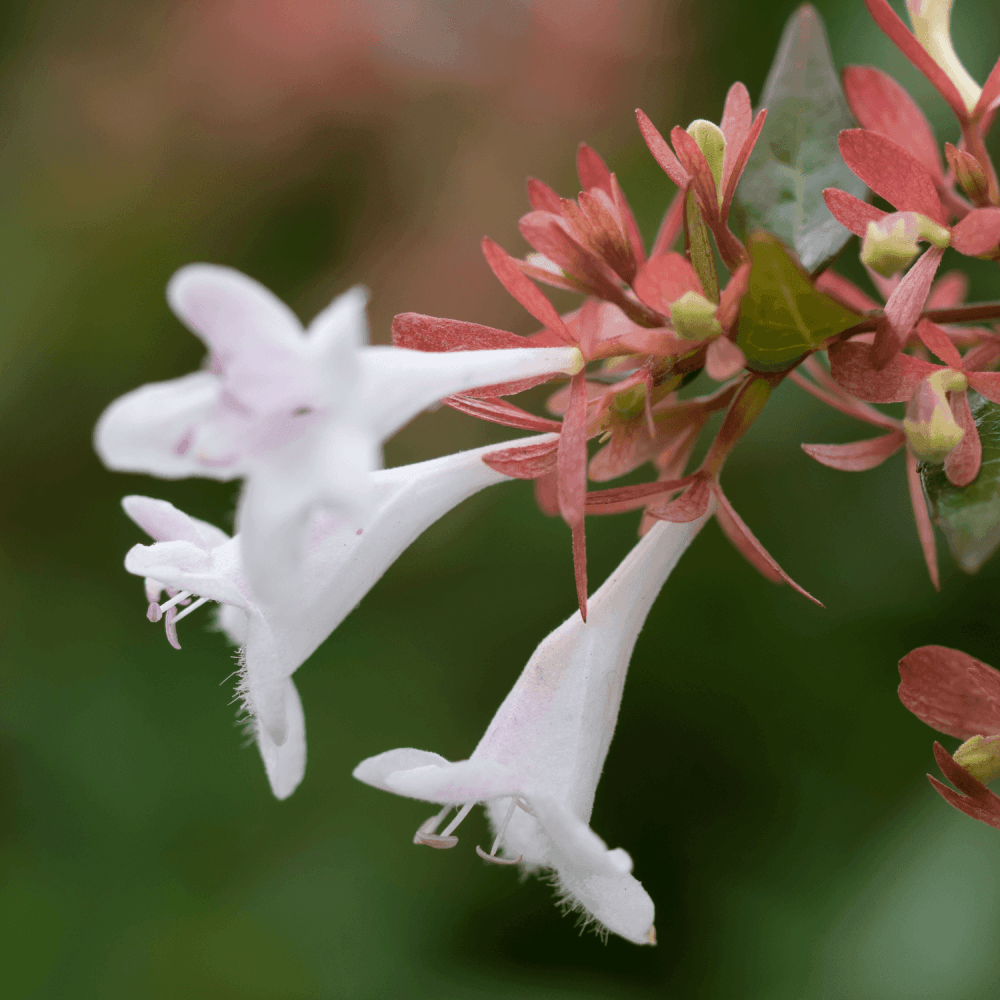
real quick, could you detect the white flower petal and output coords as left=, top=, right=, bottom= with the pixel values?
left=254, top=678, right=306, bottom=800
left=124, top=539, right=248, bottom=608
left=383, top=759, right=523, bottom=803
left=122, top=495, right=230, bottom=549
left=352, top=748, right=453, bottom=791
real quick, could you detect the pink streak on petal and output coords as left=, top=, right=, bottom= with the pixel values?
left=871, top=246, right=945, bottom=369
left=147, top=603, right=163, bottom=623
left=801, top=432, right=905, bottom=471
left=905, top=448, right=940, bottom=590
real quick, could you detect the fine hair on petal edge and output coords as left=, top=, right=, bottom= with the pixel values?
left=231, top=645, right=257, bottom=748
left=542, top=871, right=611, bottom=945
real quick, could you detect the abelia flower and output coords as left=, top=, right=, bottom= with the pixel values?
left=96, top=265, right=583, bottom=601
left=636, top=82, right=767, bottom=271
left=824, top=129, right=1000, bottom=366
left=353, top=511, right=713, bottom=946
left=898, top=645, right=1000, bottom=829
left=121, top=436, right=554, bottom=799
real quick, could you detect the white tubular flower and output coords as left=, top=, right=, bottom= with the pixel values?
left=122, top=437, right=553, bottom=799
left=95, top=265, right=582, bottom=600
left=907, top=0, right=982, bottom=114
left=353, top=511, right=711, bottom=945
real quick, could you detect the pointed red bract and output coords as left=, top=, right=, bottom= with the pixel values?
left=966, top=371, right=1000, bottom=405
left=838, top=130, right=945, bottom=223
left=926, top=271, right=969, bottom=310
left=610, top=174, right=647, bottom=269
left=944, top=390, right=981, bottom=487
left=871, top=246, right=946, bottom=368
left=527, top=178, right=563, bottom=214
left=577, top=143, right=613, bottom=195
left=929, top=742, right=1000, bottom=831
left=711, top=486, right=822, bottom=605
left=584, top=478, right=691, bottom=515
left=905, top=448, right=940, bottom=589
left=822, top=188, right=888, bottom=238
left=445, top=395, right=562, bottom=432
left=534, top=470, right=559, bottom=516
left=915, top=319, right=963, bottom=369
left=392, top=313, right=531, bottom=352
left=814, top=269, right=880, bottom=313
left=721, top=110, right=767, bottom=219
left=720, top=82, right=752, bottom=176
left=557, top=372, right=588, bottom=527
left=481, top=238, right=575, bottom=345
left=715, top=497, right=782, bottom=584
left=862, top=0, right=969, bottom=120
left=842, top=66, right=944, bottom=182
left=951, top=208, right=1000, bottom=257
left=636, top=109, right=690, bottom=188
left=801, top=432, right=905, bottom=471
left=902, top=646, right=1000, bottom=737
left=571, top=522, right=588, bottom=622
left=647, top=476, right=713, bottom=523
left=828, top=340, right=938, bottom=402
left=482, top=438, right=559, bottom=479
left=975, top=56, right=1000, bottom=119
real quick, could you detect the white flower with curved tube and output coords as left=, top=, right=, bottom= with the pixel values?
left=353, top=510, right=711, bottom=944
left=123, top=436, right=553, bottom=799
left=96, top=265, right=582, bottom=600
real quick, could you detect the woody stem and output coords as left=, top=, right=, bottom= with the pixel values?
left=836, top=300, right=1000, bottom=342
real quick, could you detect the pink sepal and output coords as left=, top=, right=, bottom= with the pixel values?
left=481, top=238, right=574, bottom=345
left=905, top=448, right=940, bottom=589
left=721, top=109, right=767, bottom=219
left=534, top=470, right=560, bottom=516
left=838, top=129, right=945, bottom=223
left=720, top=82, right=753, bottom=182
left=712, top=486, right=822, bottom=605
left=482, top=439, right=559, bottom=479
left=635, top=109, right=690, bottom=188
left=610, top=173, right=647, bottom=270
left=814, top=270, right=880, bottom=313
left=706, top=338, right=746, bottom=381
left=651, top=189, right=685, bottom=258
left=871, top=246, right=945, bottom=368
left=801, top=432, right=905, bottom=471
left=715, top=497, right=782, bottom=584
left=647, top=476, right=713, bottom=523
left=944, top=390, right=981, bottom=487
left=392, top=313, right=530, bottom=352
left=929, top=743, right=1000, bottom=830
left=670, top=126, right=720, bottom=223
left=951, top=208, right=1000, bottom=257
left=915, top=319, right=963, bottom=369
left=900, top=647, right=1000, bottom=739
left=966, top=371, right=1000, bottom=405
left=828, top=340, right=939, bottom=402
left=584, top=478, right=692, bottom=516
left=926, top=271, right=969, bottom=309
left=842, top=66, right=944, bottom=182
left=576, top=143, right=612, bottom=194
left=571, top=521, right=588, bottom=622
left=557, top=372, right=589, bottom=528
left=632, top=252, right=702, bottom=313
left=822, top=188, right=887, bottom=238
left=862, top=0, right=969, bottom=121
left=717, top=264, right=751, bottom=332
left=975, top=57, right=1000, bottom=120
left=445, top=394, right=562, bottom=432
left=527, top=178, right=563, bottom=213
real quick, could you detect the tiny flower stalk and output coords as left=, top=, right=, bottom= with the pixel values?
left=903, top=369, right=968, bottom=461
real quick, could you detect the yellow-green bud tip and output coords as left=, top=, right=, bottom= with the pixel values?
left=670, top=290, right=723, bottom=342
left=954, top=734, right=1000, bottom=784
left=686, top=119, right=726, bottom=207
left=903, top=369, right=967, bottom=461
left=861, top=213, right=950, bottom=277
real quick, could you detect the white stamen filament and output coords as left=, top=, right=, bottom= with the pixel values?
left=489, top=797, right=518, bottom=856
left=158, top=590, right=192, bottom=614
left=439, top=801, right=475, bottom=838
left=171, top=595, right=210, bottom=623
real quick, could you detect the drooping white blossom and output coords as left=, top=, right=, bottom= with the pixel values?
left=96, top=265, right=582, bottom=600
left=353, top=510, right=711, bottom=944
left=123, top=436, right=554, bottom=799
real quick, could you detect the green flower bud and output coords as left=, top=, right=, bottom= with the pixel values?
left=860, top=212, right=951, bottom=278
left=954, top=734, right=1000, bottom=784
left=669, top=290, right=723, bottom=342
left=903, top=369, right=968, bottom=462
left=686, top=119, right=726, bottom=208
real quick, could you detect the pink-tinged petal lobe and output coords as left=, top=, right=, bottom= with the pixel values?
left=966, top=371, right=1000, bottom=405
left=822, top=188, right=888, bottom=238
left=915, top=319, right=964, bottom=369
left=647, top=477, right=712, bottom=523
left=801, top=432, right=905, bottom=471
left=842, top=66, right=944, bottom=181
left=838, top=130, right=945, bottom=223
left=721, top=110, right=767, bottom=218
left=632, top=252, right=702, bottom=314
left=828, top=340, right=939, bottom=402
left=482, top=439, right=559, bottom=479
left=908, top=647, right=1000, bottom=744
left=945, top=390, right=981, bottom=487
left=861, top=0, right=969, bottom=120
left=905, top=448, right=940, bottom=589
left=951, top=208, right=1000, bottom=257
left=705, top=338, right=745, bottom=382
left=557, top=372, right=588, bottom=528
left=871, top=246, right=946, bottom=369
left=527, top=178, right=564, bottom=213
left=444, top=395, right=562, bottom=432
left=814, top=268, right=880, bottom=313
left=577, top=144, right=613, bottom=195
left=636, top=109, right=690, bottom=188
left=481, top=238, right=575, bottom=345
left=926, top=271, right=969, bottom=309
left=711, top=486, right=822, bottom=605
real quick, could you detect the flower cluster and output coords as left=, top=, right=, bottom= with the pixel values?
left=96, top=0, right=1000, bottom=942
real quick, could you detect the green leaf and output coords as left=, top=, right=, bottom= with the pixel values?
left=922, top=392, right=1000, bottom=574
left=732, top=4, right=866, bottom=274
left=736, top=231, right=861, bottom=371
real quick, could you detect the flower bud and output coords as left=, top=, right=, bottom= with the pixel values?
left=944, top=142, right=992, bottom=206
left=907, top=0, right=982, bottom=114
left=669, top=291, right=723, bottom=341
left=954, top=734, right=1000, bottom=784
left=686, top=119, right=726, bottom=208
left=860, top=212, right=951, bottom=277
left=904, top=369, right=968, bottom=462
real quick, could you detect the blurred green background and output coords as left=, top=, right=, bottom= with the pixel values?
left=4, top=1, right=1000, bottom=997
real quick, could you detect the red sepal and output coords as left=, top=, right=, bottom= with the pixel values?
left=712, top=485, right=822, bottom=605
left=801, top=432, right=905, bottom=471
left=966, top=371, right=1000, bottom=405
left=828, top=340, right=939, bottom=402
left=822, top=188, right=887, bottom=238
left=905, top=448, right=940, bottom=589
left=670, top=126, right=720, bottom=223
left=636, top=109, right=690, bottom=188
left=974, top=56, right=1000, bottom=120
left=915, top=319, right=963, bottom=369
left=527, top=178, right=563, bottom=213
left=951, top=208, right=1000, bottom=257
left=557, top=371, right=588, bottom=529
left=706, top=338, right=745, bottom=381
left=929, top=742, right=1000, bottom=830
left=902, top=646, right=1000, bottom=737
left=838, top=129, right=945, bottom=223
left=444, top=395, right=562, bottom=432
left=647, top=476, right=713, bottom=523
left=945, top=390, right=982, bottom=487
left=481, top=238, right=575, bottom=345
left=482, top=438, right=559, bottom=479
left=632, top=252, right=702, bottom=314
left=717, top=263, right=751, bottom=332
left=392, top=313, right=530, bottom=352
left=721, top=109, right=767, bottom=220
left=842, top=66, right=944, bottom=182
left=814, top=269, right=880, bottom=313
left=871, top=246, right=945, bottom=369
left=534, top=470, right=560, bottom=516
left=577, top=143, right=612, bottom=195
left=651, top=188, right=686, bottom=258
left=862, top=0, right=969, bottom=121
left=571, top=521, right=588, bottom=623
left=584, top=478, right=692, bottom=515
left=715, top=496, right=782, bottom=584
left=926, top=271, right=969, bottom=309
left=720, top=82, right=753, bottom=183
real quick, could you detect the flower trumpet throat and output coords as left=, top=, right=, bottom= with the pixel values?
left=903, top=370, right=968, bottom=462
